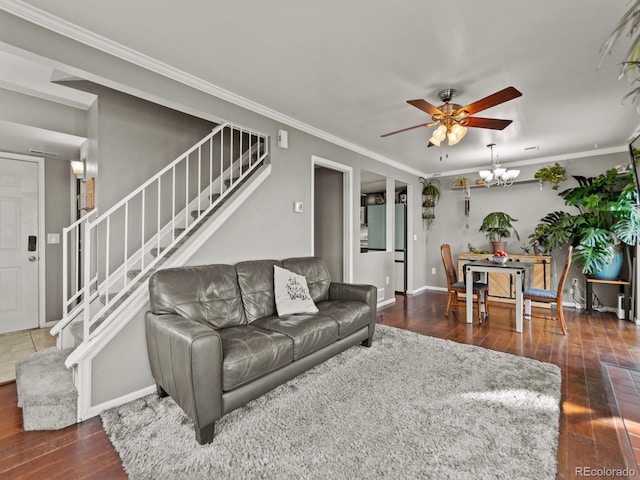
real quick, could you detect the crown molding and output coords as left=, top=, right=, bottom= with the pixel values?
left=431, top=145, right=629, bottom=178
left=0, top=0, right=427, bottom=178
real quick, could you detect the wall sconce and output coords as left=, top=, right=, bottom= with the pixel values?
left=70, top=161, right=84, bottom=178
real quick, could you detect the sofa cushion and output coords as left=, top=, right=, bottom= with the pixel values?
left=236, top=260, right=282, bottom=323
left=316, top=301, right=370, bottom=338
left=252, top=315, right=338, bottom=360
left=218, top=325, right=293, bottom=391
left=282, top=257, right=331, bottom=303
left=273, top=265, right=319, bottom=316
left=148, top=265, right=246, bottom=328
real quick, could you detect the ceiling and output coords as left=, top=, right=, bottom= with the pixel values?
left=1, top=0, right=639, bottom=175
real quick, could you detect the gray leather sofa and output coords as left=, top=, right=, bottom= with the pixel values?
left=145, top=257, right=377, bottom=444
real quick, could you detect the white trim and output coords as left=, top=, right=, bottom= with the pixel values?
left=311, top=156, right=354, bottom=283
left=377, top=297, right=397, bottom=308
left=419, top=285, right=448, bottom=292
left=405, top=184, right=414, bottom=294
left=0, top=151, right=46, bottom=330
left=406, top=285, right=432, bottom=295
left=85, top=384, right=156, bottom=420
left=37, top=156, right=45, bottom=328
left=0, top=0, right=428, bottom=179
left=432, top=146, right=628, bottom=178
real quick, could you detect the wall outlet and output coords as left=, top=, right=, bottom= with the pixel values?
left=570, top=278, right=578, bottom=295
left=385, top=276, right=390, bottom=285
left=431, top=267, right=436, bottom=275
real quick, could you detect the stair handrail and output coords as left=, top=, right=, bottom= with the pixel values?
left=78, top=122, right=269, bottom=344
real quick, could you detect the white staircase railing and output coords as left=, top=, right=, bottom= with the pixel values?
left=52, top=210, right=99, bottom=338
left=60, top=122, right=268, bottom=345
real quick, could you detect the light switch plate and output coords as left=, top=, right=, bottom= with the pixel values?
left=47, top=233, right=60, bottom=244
left=293, top=201, right=303, bottom=213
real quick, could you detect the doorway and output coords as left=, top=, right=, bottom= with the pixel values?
left=0, top=154, right=43, bottom=334
left=311, top=156, right=353, bottom=282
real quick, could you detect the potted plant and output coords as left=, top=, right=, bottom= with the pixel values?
left=534, top=162, right=566, bottom=190
left=419, top=177, right=441, bottom=203
left=451, top=176, right=468, bottom=188
left=479, top=212, right=520, bottom=253
left=422, top=212, right=436, bottom=229
left=419, top=177, right=440, bottom=230
left=529, top=169, right=640, bottom=277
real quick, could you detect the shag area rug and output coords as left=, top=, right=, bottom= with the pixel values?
left=101, top=325, right=561, bottom=479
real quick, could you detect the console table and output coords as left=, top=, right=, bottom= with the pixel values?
left=586, top=277, right=630, bottom=321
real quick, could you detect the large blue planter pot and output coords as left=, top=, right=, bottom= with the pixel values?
left=591, top=248, right=624, bottom=280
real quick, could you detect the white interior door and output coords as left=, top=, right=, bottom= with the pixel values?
left=0, top=157, right=39, bottom=334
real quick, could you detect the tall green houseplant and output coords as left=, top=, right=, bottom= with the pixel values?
left=530, top=169, right=640, bottom=275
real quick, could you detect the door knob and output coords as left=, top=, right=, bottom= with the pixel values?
left=28, top=256, right=37, bottom=262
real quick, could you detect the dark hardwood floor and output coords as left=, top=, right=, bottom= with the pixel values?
left=0, top=290, right=638, bottom=479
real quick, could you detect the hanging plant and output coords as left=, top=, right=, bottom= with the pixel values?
left=422, top=212, right=436, bottom=229
left=419, top=177, right=441, bottom=203
left=601, top=0, right=640, bottom=105
left=534, top=163, right=566, bottom=190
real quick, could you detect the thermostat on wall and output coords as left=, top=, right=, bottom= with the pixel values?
left=277, top=129, right=288, bottom=149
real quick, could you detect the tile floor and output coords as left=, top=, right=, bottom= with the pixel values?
left=0, top=328, right=57, bottom=383
left=604, top=363, right=640, bottom=473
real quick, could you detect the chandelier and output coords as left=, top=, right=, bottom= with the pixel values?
left=478, top=144, right=519, bottom=187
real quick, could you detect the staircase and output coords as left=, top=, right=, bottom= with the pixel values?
left=15, top=122, right=270, bottom=430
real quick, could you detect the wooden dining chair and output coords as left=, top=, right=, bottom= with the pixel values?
left=440, top=244, right=489, bottom=321
left=523, top=246, right=573, bottom=335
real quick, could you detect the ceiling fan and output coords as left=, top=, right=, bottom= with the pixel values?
left=381, top=86, right=522, bottom=147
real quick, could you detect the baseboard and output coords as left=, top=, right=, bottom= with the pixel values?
left=377, top=298, right=396, bottom=308
left=407, top=285, right=445, bottom=294
left=85, top=383, right=156, bottom=420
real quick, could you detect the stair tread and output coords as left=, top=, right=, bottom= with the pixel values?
left=16, top=347, right=76, bottom=407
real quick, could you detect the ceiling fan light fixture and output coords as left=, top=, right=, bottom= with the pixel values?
left=434, top=125, right=447, bottom=140
left=447, top=124, right=467, bottom=145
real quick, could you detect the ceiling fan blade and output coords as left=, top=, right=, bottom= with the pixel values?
left=465, top=117, right=513, bottom=130
left=381, top=122, right=430, bottom=137
left=459, top=86, right=522, bottom=115
left=407, top=99, right=443, bottom=117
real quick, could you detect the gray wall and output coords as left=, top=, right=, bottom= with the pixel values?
left=426, top=151, right=630, bottom=307
left=67, top=82, right=217, bottom=212
left=314, top=167, right=343, bottom=281
left=0, top=10, right=428, bottom=306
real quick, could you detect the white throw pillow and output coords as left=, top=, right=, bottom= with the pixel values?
left=274, top=265, right=319, bottom=315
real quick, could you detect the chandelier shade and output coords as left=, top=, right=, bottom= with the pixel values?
left=478, top=144, right=519, bottom=187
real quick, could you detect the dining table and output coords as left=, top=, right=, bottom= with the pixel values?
left=464, top=259, right=534, bottom=333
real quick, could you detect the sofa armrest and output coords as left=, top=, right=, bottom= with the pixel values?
left=145, top=312, right=224, bottom=432
left=329, top=282, right=376, bottom=305
left=329, top=282, right=377, bottom=344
